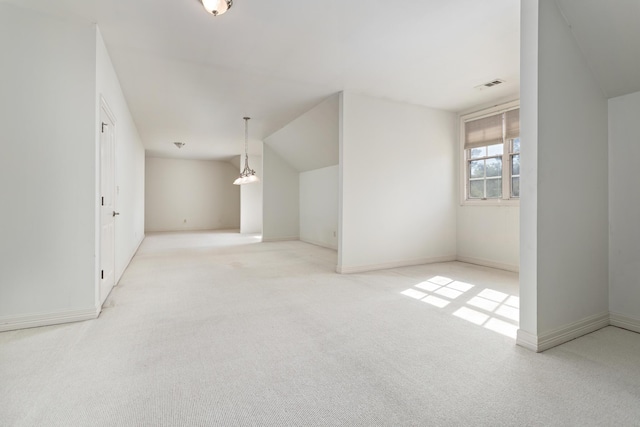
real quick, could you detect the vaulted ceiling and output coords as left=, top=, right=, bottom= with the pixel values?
left=7, top=1, right=640, bottom=162
left=557, top=0, right=640, bottom=99
left=265, top=94, right=340, bottom=172
left=6, top=0, right=523, bottom=160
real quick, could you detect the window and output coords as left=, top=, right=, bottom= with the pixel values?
left=510, top=137, right=520, bottom=198
left=461, top=104, right=520, bottom=202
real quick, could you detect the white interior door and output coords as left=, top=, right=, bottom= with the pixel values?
left=99, top=106, right=116, bottom=305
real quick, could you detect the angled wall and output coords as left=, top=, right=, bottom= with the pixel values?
left=265, top=94, right=339, bottom=173
left=263, top=94, right=340, bottom=245
left=518, top=0, right=609, bottom=351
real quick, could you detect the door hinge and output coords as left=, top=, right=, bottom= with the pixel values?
left=101, top=270, right=104, bottom=280
left=101, top=122, right=107, bottom=133
left=101, top=196, right=104, bottom=206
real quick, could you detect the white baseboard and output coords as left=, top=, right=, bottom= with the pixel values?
left=0, top=307, right=100, bottom=333
left=261, top=236, right=299, bottom=242
left=456, top=256, right=519, bottom=273
left=116, top=234, right=145, bottom=284
left=299, top=238, right=338, bottom=251
left=516, top=312, right=610, bottom=352
left=515, top=329, right=539, bottom=352
left=610, top=312, right=640, bottom=334
left=337, top=255, right=457, bottom=274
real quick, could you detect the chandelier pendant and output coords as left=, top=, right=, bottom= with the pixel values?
left=233, top=117, right=259, bottom=185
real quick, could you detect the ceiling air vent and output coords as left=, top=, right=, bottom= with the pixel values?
left=475, top=79, right=505, bottom=90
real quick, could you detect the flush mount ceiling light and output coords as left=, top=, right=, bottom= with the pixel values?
left=233, top=117, right=259, bottom=185
left=199, top=0, right=233, bottom=16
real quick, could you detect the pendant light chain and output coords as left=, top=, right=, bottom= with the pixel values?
left=244, top=117, right=250, bottom=166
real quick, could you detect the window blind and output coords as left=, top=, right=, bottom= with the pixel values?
left=505, top=108, right=520, bottom=140
left=464, top=113, right=503, bottom=149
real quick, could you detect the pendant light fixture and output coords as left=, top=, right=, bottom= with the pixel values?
left=233, top=117, right=260, bottom=185
left=199, top=0, right=232, bottom=16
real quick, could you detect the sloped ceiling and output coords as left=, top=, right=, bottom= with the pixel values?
left=265, top=94, right=339, bottom=172
left=4, top=0, right=520, bottom=160
left=557, top=0, right=640, bottom=99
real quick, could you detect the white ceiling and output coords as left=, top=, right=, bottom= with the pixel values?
left=7, top=0, right=521, bottom=160
left=557, top=0, right=640, bottom=99
left=265, top=94, right=339, bottom=172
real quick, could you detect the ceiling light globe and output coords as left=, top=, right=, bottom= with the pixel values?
left=201, top=0, right=232, bottom=16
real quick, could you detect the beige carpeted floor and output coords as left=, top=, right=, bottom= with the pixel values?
left=1, top=230, right=639, bottom=426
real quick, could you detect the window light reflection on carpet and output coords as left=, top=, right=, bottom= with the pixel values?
left=400, top=275, right=519, bottom=339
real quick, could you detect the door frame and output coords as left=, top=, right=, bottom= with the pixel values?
left=96, top=95, right=117, bottom=309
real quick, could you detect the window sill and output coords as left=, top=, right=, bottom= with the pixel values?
left=460, top=199, right=520, bottom=207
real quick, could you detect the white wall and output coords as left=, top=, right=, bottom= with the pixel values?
left=240, top=154, right=263, bottom=234
left=456, top=100, right=520, bottom=273
left=519, top=0, right=540, bottom=339
left=263, top=94, right=339, bottom=248
left=608, top=90, right=640, bottom=328
left=300, top=165, right=339, bottom=250
left=0, top=5, right=97, bottom=323
left=457, top=206, right=519, bottom=271
left=262, top=146, right=299, bottom=241
left=96, top=30, right=146, bottom=283
left=518, top=0, right=609, bottom=349
left=145, top=157, right=240, bottom=232
left=339, top=92, right=457, bottom=273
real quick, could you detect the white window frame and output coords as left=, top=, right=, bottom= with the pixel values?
left=459, top=100, right=520, bottom=206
